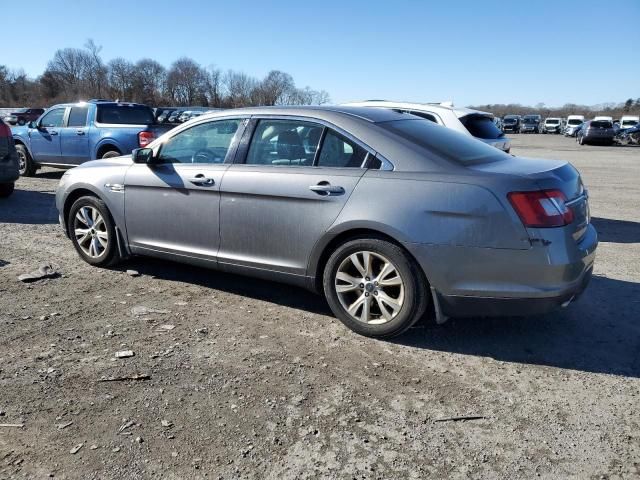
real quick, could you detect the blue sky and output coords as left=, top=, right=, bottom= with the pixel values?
left=4, top=0, right=639, bottom=106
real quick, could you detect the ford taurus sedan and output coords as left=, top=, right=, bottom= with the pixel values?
left=56, top=106, right=597, bottom=338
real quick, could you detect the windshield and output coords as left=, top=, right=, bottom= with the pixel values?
left=622, top=120, right=638, bottom=127
left=503, top=117, right=517, bottom=123
left=96, top=105, right=155, bottom=124
left=567, top=119, right=582, bottom=125
left=380, top=119, right=507, bottom=166
left=459, top=114, right=504, bottom=139
left=523, top=117, right=538, bottom=123
left=545, top=119, right=560, bottom=124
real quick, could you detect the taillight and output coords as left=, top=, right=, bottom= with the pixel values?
left=138, top=131, right=155, bottom=147
left=508, top=189, right=574, bottom=228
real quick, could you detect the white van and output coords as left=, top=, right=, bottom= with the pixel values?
left=564, top=115, right=585, bottom=136
left=620, top=115, right=639, bottom=129
left=593, top=116, right=613, bottom=122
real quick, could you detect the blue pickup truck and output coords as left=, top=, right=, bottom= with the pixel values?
left=12, top=100, right=174, bottom=176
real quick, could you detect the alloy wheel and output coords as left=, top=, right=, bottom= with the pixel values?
left=73, top=206, right=109, bottom=258
left=17, top=149, right=26, bottom=174
left=334, top=251, right=405, bottom=325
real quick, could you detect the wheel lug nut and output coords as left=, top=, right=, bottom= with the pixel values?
left=365, top=293, right=370, bottom=297
left=374, top=291, right=378, bottom=295
left=365, top=277, right=370, bottom=281
left=359, top=283, right=364, bottom=288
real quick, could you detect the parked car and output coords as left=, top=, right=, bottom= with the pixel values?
left=542, top=117, right=564, bottom=134
left=577, top=120, right=616, bottom=145
left=521, top=114, right=542, bottom=133
left=56, top=106, right=597, bottom=338
left=620, top=115, right=639, bottom=130
left=11, top=100, right=174, bottom=176
left=3, top=108, right=45, bottom=126
left=502, top=115, right=521, bottom=133
left=593, top=116, right=613, bottom=122
left=0, top=119, right=19, bottom=197
left=343, top=101, right=511, bottom=152
left=155, top=108, right=178, bottom=123
left=564, top=115, right=585, bottom=136
left=168, top=110, right=184, bottom=123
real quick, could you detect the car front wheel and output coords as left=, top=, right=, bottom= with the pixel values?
left=16, top=144, right=36, bottom=177
left=323, top=238, right=428, bottom=338
left=68, top=196, right=121, bottom=267
left=0, top=182, right=15, bottom=198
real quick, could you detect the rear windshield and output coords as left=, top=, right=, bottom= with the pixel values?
left=545, top=119, right=560, bottom=124
left=567, top=119, right=582, bottom=125
left=96, top=105, right=155, bottom=124
left=590, top=121, right=612, bottom=128
left=622, top=120, right=638, bottom=126
left=459, top=114, right=504, bottom=139
left=380, top=119, right=507, bottom=166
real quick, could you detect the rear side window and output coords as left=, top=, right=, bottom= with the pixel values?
left=96, top=105, right=155, bottom=124
left=317, top=130, right=368, bottom=168
left=67, top=106, right=89, bottom=127
left=459, top=115, right=504, bottom=139
left=380, top=119, right=507, bottom=166
left=246, top=120, right=322, bottom=166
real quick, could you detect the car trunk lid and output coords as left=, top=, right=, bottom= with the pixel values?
left=470, top=157, right=590, bottom=240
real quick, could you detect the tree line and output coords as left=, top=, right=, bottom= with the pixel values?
left=468, top=99, right=640, bottom=120
left=0, top=40, right=330, bottom=108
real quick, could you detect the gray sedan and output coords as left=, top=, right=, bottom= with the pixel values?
left=56, top=106, right=597, bottom=338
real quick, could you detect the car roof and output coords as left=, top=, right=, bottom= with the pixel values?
left=341, top=100, right=493, bottom=119
left=51, top=101, right=149, bottom=109
left=197, top=105, right=411, bottom=123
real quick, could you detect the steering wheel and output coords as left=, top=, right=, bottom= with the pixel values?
left=191, top=148, right=220, bottom=164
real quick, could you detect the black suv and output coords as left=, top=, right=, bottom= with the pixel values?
left=502, top=115, right=521, bottom=133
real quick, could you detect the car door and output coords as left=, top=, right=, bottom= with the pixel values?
left=29, top=107, right=66, bottom=164
left=124, top=117, right=246, bottom=262
left=60, top=105, right=89, bottom=165
left=218, top=117, right=370, bottom=277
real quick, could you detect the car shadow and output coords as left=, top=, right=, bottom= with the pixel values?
left=35, top=170, right=66, bottom=180
left=392, top=275, right=640, bottom=378
left=122, top=257, right=331, bottom=316
left=590, top=217, right=640, bottom=244
left=0, top=189, right=58, bottom=224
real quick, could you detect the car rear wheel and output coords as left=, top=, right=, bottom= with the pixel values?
left=16, top=144, right=36, bottom=177
left=101, top=150, right=121, bottom=159
left=0, top=182, right=15, bottom=198
left=68, top=196, right=121, bottom=267
left=323, top=238, right=428, bottom=338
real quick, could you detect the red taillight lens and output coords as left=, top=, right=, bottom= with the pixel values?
left=508, top=189, right=574, bottom=228
left=138, top=131, right=155, bottom=147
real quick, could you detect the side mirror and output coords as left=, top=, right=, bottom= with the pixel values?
left=132, top=148, right=157, bottom=165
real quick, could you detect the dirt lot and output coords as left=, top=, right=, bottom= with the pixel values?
left=1, top=134, right=639, bottom=479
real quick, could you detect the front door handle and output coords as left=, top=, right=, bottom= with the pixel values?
left=309, top=183, right=345, bottom=196
left=48, top=130, right=58, bottom=136
left=76, top=129, right=85, bottom=135
left=188, top=175, right=215, bottom=186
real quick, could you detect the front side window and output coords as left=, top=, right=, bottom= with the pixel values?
left=246, top=120, right=322, bottom=166
left=317, top=130, right=368, bottom=168
left=67, top=106, right=89, bottom=127
left=158, top=119, right=242, bottom=164
left=39, top=109, right=65, bottom=128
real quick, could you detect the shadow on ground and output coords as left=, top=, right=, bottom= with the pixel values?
left=123, top=257, right=331, bottom=317
left=0, top=189, right=57, bottom=224
left=591, top=217, right=640, bottom=244
left=125, top=257, right=640, bottom=378
left=393, top=275, right=640, bottom=378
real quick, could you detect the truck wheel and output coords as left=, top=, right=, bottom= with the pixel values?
left=17, top=118, right=26, bottom=126
left=0, top=182, right=15, bottom=198
left=16, top=144, right=36, bottom=177
left=101, top=150, right=121, bottom=159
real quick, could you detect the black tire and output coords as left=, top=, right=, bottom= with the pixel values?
left=0, top=182, right=15, bottom=198
left=16, top=144, right=36, bottom=177
left=578, top=135, right=586, bottom=145
left=323, top=238, right=429, bottom=338
left=101, top=150, right=121, bottom=159
left=67, top=195, right=121, bottom=267
left=17, top=118, right=26, bottom=126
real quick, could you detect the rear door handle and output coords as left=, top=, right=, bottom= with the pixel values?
left=188, top=175, right=215, bottom=186
left=76, top=130, right=85, bottom=135
left=309, top=183, right=345, bottom=196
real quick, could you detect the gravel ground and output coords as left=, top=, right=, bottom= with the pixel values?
left=0, top=134, right=639, bottom=479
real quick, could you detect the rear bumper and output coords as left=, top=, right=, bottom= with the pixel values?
left=405, top=223, right=598, bottom=317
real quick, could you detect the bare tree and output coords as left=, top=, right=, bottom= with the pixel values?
left=166, top=57, right=207, bottom=105
left=107, top=58, right=134, bottom=100
left=223, top=70, right=257, bottom=108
